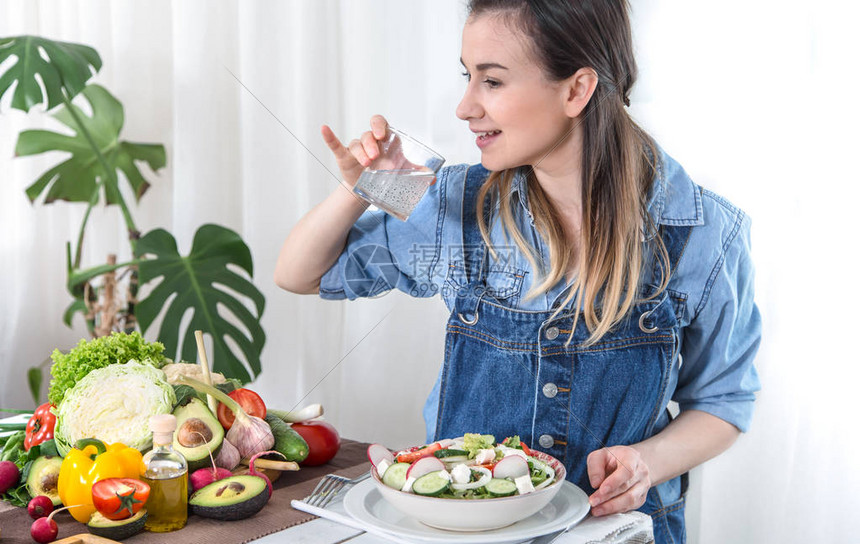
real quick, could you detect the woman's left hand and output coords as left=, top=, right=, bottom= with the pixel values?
left=586, top=445, right=651, bottom=516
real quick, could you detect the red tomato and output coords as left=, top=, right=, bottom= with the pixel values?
left=396, top=443, right=441, bottom=463
left=291, top=421, right=341, bottom=466
left=91, top=478, right=150, bottom=520
left=24, top=403, right=56, bottom=451
left=217, top=388, right=267, bottom=430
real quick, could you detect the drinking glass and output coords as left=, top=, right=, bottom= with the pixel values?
left=352, top=127, right=445, bottom=221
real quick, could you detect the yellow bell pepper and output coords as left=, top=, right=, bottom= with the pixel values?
left=57, top=438, right=145, bottom=523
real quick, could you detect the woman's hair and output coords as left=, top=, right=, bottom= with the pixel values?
left=468, top=0, right=670, bottom=345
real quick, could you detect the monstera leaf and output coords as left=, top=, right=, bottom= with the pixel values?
left=15, top=84, right=166, bottom=205
left=135, top=224, right=266, bottom=383
left=0, top=35, right=101, bottom=111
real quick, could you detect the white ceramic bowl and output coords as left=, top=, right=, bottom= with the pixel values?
left=371, top=449, right=567, bottom=532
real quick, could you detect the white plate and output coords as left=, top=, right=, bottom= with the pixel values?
left=343, top=479, right=590, bottom=544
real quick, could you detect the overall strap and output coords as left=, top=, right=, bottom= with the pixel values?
left=639, top=221, right=694, bottom=333
left=461, top=164, right=493, bottom=284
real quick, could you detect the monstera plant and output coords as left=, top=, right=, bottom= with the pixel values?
left=0, top=36, right=266, bottom=391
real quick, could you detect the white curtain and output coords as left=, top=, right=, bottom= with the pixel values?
left=0, top=1, right=855, bottom=542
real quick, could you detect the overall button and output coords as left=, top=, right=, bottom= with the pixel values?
left=538, top=434, right=555, bottom=448
left=542, top=383, right=558, bottom=398
left=545, top=326, right=560, bottom=340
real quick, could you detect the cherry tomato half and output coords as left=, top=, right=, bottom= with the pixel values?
left=91, top=478, right=150, bottom=520
left=216, top=388, right=267, bottom=430
left=291, top=421, right=341, bottom=466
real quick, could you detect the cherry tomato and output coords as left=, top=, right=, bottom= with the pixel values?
left=291, top=421, right=341, bottom=466
left=396, top=443, right=441, bottom=463
left=91, top=478, right=150, bottom=520
left=217, top=388, right=267, bottom=430
left=24, top=403, right=56, bottom=451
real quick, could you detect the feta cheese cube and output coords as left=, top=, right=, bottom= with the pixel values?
left=376, top=459, right=392, bottom=478
left=401, top=476, right=416, bottom=493
left=514, top=474, right=535, bottom=495
left=502, top=448, right=528, bottom=459
left=475, top=448, right=496, bottom=465
left=451, top=463, right=471, bottom=484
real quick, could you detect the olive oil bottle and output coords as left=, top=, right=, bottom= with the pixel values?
left=142, top=414, right=188, bottom=532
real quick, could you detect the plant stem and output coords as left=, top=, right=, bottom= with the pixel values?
left=73, top=194, right=97, bottom=269
left=67, top=258, right=141, bottom=289
left=61, top=92, right=139, bottom=253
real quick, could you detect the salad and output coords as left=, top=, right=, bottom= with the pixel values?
left=367, top=434, right=557, bottom=499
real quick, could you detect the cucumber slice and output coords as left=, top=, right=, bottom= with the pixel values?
left=412, top=471, right=451, bottom=496
left=485, top=478, right=518, bottom=497
left=382, top=462, right=410, bottom=490
left=439, top=455, right=470, bottom=464
left=434, top=448, right=469, bottom=458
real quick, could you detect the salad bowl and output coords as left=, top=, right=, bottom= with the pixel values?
left=367, top=437, right=567, bottom=532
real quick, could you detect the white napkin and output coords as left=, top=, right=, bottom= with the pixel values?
left=554, top=512, right=653, bottom=544
left=291, top=495, right=653, bottom=544
left=291, top=497, right=406, bottom=543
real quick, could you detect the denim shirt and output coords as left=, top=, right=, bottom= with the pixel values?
left=320, top=148, right=761, bottom=433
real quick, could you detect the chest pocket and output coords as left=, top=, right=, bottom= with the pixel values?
left=444, top=261, right=526, bottom=306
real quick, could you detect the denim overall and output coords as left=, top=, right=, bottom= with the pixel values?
left=434, top=166, right=692, bottom=544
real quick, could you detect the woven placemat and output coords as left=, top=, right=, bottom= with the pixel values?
left=0, top=439, right=371, bottom=544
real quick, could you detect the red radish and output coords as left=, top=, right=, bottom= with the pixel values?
left=405, top=456, right=445, bottom=480
left=188, top=429, right=233, bottom=492
left=30, top=504, right=81, bottom=543
left=367, top=444, right=394, bottom=468
left=30, top=516, right=57, bottom=543
left=437, top=438, right=456, bottom=448
left=493, top=454, right=529, bottom=479
left=27, top=495, right=54, bottom=519
left=190, top=466, right=232, bottom=492
left=248, top=450, right=286, bottom=498
left=0, top=460, right=19, bottom=494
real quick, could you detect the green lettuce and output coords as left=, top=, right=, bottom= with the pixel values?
left=48, top=331, right=167, bottom=405
left=462, top=433, right=495, bottom=458
left=54, top=360, right=176, bottom=455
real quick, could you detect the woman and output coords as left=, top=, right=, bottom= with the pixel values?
left=275, top=1, right=760, bottom=542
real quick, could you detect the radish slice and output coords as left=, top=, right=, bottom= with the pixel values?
left=437, top=438, right=457, bottom=448
left=493, top=454, right=529, bottom=479
left=451, top=466, right=492, bottom=490
left=405, top=456, right=445, bottom=480
left=367, top=444, right=395, bottom=468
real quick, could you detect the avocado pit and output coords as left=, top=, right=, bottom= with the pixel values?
left=177, top=418, right=213, bottom=447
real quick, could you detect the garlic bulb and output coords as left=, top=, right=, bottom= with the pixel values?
left=215, top=437, right=241, bottom=470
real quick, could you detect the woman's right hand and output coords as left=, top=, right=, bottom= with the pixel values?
left=320, top=114, right=390, bottom=188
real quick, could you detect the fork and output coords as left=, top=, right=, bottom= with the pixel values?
left=303, top=471, right=372, bottom=508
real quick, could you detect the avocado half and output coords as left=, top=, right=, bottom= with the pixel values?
left=172, top=398, right=224, bottom=471
left=189, top=475, right=269, bottom=521
left=26, top=455, right=63, bottom=506
left=87, top=509, right=147, bottom=540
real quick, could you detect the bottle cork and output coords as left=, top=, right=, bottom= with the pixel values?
left=150, top=414, right=177, bottom=433
left=150, top=414, right=177, bottom=444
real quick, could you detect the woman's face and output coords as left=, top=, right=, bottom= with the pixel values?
left=456, top=13, right=574, bottom=172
